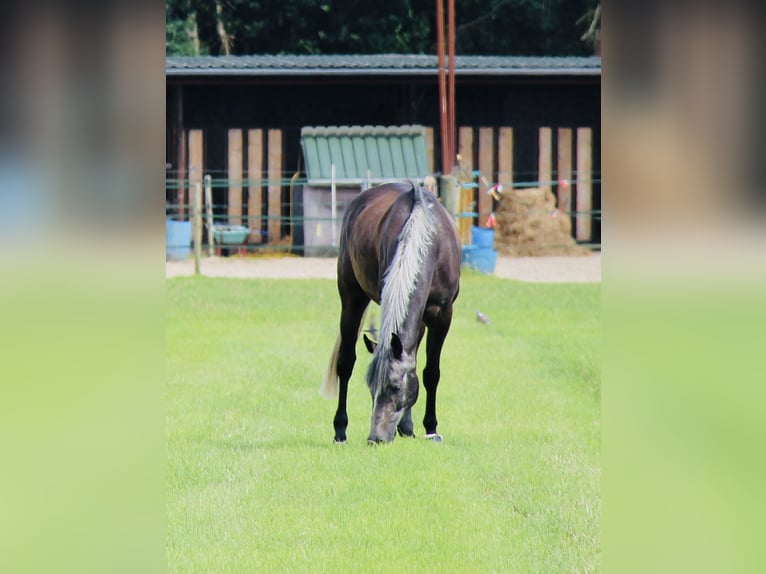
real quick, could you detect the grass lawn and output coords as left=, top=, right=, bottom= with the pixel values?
left=166, top=272, right=600, bottom=572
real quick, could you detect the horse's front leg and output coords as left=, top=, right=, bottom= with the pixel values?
left=397, top=408, right=415, bottom=437
left=397, top=322, right=426, bottom=438
left=333, top=294, right=369, bottom=443
left=422, top=307, right=452, bottom=438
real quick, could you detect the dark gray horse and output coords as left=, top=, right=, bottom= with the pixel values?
left=320, top=181, right=461, bottom=443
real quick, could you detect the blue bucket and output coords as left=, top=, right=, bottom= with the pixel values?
left=166, top=219, right=192, bottom=260
left=471, top=226, right=494, bottom=249
left=462, top=245, right=497, bottom=274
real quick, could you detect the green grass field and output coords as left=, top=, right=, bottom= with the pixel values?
left=166, top=272, right=600, bottom=572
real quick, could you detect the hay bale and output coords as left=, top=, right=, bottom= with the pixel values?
left=494, top=187, right=589, bottom=257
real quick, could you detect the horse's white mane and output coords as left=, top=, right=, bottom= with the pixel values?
left=366, top=187, right=435, bottom=395
left=378, top=192, right=435, bottom=341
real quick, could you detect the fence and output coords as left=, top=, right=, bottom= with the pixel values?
left=166, top=125, right=601, bottom=255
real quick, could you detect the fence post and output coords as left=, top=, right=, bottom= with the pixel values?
left=498, top=127, right=513, bottom=198
left=204, top=174, right=214, bottom=257
left=538, top=127, right=552, bottom=194
left=331, top=163, right=338, bottom=248
left=478, top=127, right=494, bottom=227
left=247, top=129, right=263, bottom=244
left=457, top=126, right=474, bottom=244
left=193, top=182, right=202, bottom=275
left=188, top=129, right=203, bottom=221
left=576, top=127, right=593, bottom=241
left=440, top=174, right=458, bottom=222
left=267, top=129, right=282, bottom=242
left=557, top=128, right=573, bottom=215
left=227, top=129, right=243, bottom=227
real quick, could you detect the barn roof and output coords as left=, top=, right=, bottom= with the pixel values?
left=300, top=125, right=430, bottom=186
left=166, top=54, right=600, bottom=77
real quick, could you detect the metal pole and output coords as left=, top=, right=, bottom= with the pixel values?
left=436, top=0, right=448, bottom=174
left=447, top=0, right=456, bottom=170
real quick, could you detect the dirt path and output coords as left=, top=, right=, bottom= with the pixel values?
left=166, top=253, right=601, bottom=283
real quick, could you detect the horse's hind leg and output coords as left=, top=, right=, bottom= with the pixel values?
left=422, top=307, right=452, bottom=437
left=333, top=290, right=369, bottom=443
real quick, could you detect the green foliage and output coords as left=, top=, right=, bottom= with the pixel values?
left=166, top=14, right=204, bottom=56
left=166, top=275, right=600, bottom=571
left=165, top=0, right=600, bottom=56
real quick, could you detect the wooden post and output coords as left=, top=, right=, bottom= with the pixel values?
left=193, top=182, right=202, bottom=275
left=557, top=128, right=573, bottom=216
left=457, top=126, right=474, bottom=244
left=538, top=127, right=552, bottom=194
left=498, top=127, right=513, bottom=195
left=227, top=129, right=243, bottom=227
left=478, top=127, right=494, bottom=228
left=175, top=86, right=186, bottom=219
left=204, top=174, right=214, bottom=257
left=576, top=127, right=593, bottom=241
left=423, top=127, right=435, bottom=174
left=331, top=164, right=338, bottom=247
left=440, top=175, right=458, bottom=219
left=267, top=129, right=282, bottom=242
left=188, top=130, right=203, bottom=221
left=247, top=129, right=263, bottom=244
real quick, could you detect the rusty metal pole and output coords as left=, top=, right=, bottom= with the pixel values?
left=447, top=0, right=456, bottom=170
left=436, top=0, right=448, bottom=175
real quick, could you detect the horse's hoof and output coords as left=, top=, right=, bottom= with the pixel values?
left=423, top=433, right=443, bottom=443
left=334, top=437, right=347, bottom=444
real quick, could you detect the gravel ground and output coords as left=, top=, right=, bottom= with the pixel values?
left=166, top=253, right=601, bottom=283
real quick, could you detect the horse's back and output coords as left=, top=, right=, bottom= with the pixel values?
left=338, top=181, right=460, bottom=304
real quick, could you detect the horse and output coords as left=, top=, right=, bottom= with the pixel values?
left=320, top=180, right=461, bottom=443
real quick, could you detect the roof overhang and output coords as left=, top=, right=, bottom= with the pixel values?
left=166, top=55, right=601, bottom=79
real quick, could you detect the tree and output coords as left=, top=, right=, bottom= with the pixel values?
left=166, top=0, right=601, bottom=57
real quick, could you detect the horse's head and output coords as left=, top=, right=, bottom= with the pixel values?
left=364, top=333, right=419, bottom=443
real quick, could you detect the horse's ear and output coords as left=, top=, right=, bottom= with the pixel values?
left=390, top=333, right=403, bottom=360
left=363, top=333, right=377, bottom=354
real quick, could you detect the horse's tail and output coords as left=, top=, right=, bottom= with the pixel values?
left=319, top=333, right=341, bottom=398
left=320, top=306, right=371, bottom=398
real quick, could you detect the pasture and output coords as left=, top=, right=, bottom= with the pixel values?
left=166, top=273, right=600, bottom=572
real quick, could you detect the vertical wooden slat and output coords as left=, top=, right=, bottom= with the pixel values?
left=227, top=129, right=243, bottom=226
left=423, top=126, right=435, bottom=174
left=188, top=130, right=203, bottom=183
left=457, top=126, right=474, bottom=244
left=557, top=128, right=573, bottom=214
left=478, top=127, right=494, bottom=228
left=175, top=86, right=186, bottom=219
left=538, top=127, right=552, bottom=194
left=187, top=129, right=203, bottom=248
left=247, top=129, right=263, bottom=244
left=497, top=127, right=513, bottom=193
left=267, top=129, right=282, bottom=242
left=576, top=127, right=593, bottom=241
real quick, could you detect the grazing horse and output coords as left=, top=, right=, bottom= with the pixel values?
left=320, top=181, right=461, bottom=443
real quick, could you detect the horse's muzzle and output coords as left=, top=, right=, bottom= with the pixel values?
left=368, top=408, right=403, bottom=443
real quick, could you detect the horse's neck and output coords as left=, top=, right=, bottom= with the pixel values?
left=386, top=263, right=434, bottom=352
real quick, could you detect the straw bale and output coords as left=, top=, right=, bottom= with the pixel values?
left=494, top=187, right=589, bottom=257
